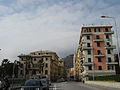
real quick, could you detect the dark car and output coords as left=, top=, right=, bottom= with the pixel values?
left=21, top=79, right=49, bottom=90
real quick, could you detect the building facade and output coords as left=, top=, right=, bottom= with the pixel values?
left=18, top=51, right=61, bottom=81
left=73, top=47, right=86, bottom=81
left=79, top=25, right=117, bottom=76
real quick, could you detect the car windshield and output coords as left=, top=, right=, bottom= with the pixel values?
left=25, top=80, right=42, bottom=86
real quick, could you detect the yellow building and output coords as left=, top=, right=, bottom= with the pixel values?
left=74, top=46, right=86, bottom=81
left=18, top=51, right=59, bottom=81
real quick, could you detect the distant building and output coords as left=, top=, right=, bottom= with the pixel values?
left=18, top=51, right=61, bottom=81
left=79, top=25, right=117, bottom=76
left=58, top=58, right=66, bottom=79
left=67, top=68, right=75, bottom=80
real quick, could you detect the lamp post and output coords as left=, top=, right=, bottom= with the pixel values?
left=101, top=16, right=120, bottom=66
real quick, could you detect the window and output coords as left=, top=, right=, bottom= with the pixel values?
left=88, top=50, right=91, bottom=55
left=108, top=57, right=112, bottom=62
left=98, top=66, right=102, bottom=70
left=45, top=63, right=48, bottom=68
left=21, top=58, right=24, bottom=61
left=107, top=65, right=114, bottom=70
left=20, top=64, right=23, bottom=68
left=88, top=66, right=92, bottom=70
left=87, top=43, right=91, bottom=47
left=86, top=28, right=91, bottom=32
left=33, top=64, right=37, bottom=68
left=87, top=35, right=90, bottom=40
left=20, top=70, right=23, bottom=74
left=98, top=57, right=102, bottom=62
left=34, top=58, right=36, bottom=61
left=107, top=49, right=111, bottom=54
left=106, top=34, right=109, bottom=39
left=106, top=42, right=111, bottom=46
left=97, top=50, right=101, bottom=55
left=45, top=70, right=48, bottom=75
left=32, top=70, right=36, bottom=75
left=46, top=58, right=48, bottom=61
left=97, top=42, right=100, bottom=47
left=96, top=35, right=100, bottom=39
left=94, top=28, right=100, bottom=32
left=94, top=28, right=96, bottom=32
left=105, top=28, right=109, bottom=32
left=88, top=58, right=91, bottom=62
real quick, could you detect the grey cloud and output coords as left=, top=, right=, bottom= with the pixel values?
left=0, top=0, right=120, bottom=63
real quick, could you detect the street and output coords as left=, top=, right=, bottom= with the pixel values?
left=50, top=82, right=99, bottom=90
left=14, top=81, right=120, bottom=90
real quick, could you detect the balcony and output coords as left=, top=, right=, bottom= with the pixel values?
left=107, top=61, right=118, bottom=65
left=84, top=62, right=93, bottom=66
left=104, top=31, right=114, bottom=34
left=95, top=54, right=105, bottom=57
left=82, top=46, right=93, bottom=50
left=82, top=32, right=93, bottom=35
left=80, top=56, right=85, bottom=59
left=93, top=38, right=104, bottom=42
left=105, top=45, right=116, bottom=49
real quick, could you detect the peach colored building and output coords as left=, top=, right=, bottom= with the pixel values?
left=18, top=51, right=60, bottom=81
left=79, top=25, right=117, bottom=76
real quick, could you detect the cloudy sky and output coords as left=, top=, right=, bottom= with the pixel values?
left=0, top=0, right=120, bottom=62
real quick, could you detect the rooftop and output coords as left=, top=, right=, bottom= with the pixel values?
left=82, top=25, right=112, bottom=28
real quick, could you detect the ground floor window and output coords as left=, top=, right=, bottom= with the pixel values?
left=88, top=66, right=92, bottom=70
left=107, top=65, right=114, bottom=70
left=98, top=66, right=102, bottom=70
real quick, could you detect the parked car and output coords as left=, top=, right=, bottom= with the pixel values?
left=57, top=78, right=65, bottom=82
left=21, top=79, right=49, bottom=90
left=0, top=77, right=10, bottom=90
left=40, top=79, right=49, bottom=90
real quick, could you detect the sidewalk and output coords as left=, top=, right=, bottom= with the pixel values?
left=9, top=84, right=21, bottom=90
left=85, top=81, right=120, bottom=89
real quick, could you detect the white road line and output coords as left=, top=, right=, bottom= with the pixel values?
left=53, top=84, right=56, bottom=90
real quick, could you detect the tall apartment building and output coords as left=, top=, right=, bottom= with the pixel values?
left=73, top=46, right=86, bottom=81
left=79, top=25, right=117, bottom=76
left=18, top=51, right=60, bottom=81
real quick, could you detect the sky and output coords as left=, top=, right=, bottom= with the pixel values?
left=0, top=0, right=120, bottom=62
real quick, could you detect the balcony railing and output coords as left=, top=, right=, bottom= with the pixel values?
left=105, top=45, right=116, bottom=49
left=84, top=62, right=93, bottom=66
left=80, top=56, right=85, bottom=59
left=82, top=46, right=93, bottom=50
left=82, top=32, right=93, bottom=35
left=104, top=31, right=114, bottom=34
left=107, top=61, right=118, bottom=65
left=93, top=38, right=104, bottom=42
left=94, top=54, right=105, bottom=57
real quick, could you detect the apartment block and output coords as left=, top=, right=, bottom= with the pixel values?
left=18, top=51, right=60, bottom=81
left=73, top=47, right=86, bottom=81
left=79, top=25, right=117, bottom=76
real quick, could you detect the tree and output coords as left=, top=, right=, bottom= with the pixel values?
left=1, top=59, right=13, bottom=77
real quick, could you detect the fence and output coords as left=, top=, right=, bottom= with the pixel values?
left=88, top=75, right=120, bottom=82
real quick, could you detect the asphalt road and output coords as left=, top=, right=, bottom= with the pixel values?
left=50, top=82, right=99, bottom=90
left=13, top=81, right=120, bottom=90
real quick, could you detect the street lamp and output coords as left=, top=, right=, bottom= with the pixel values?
left=101, top=15, right=120, bottom=66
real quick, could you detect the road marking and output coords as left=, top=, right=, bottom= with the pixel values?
left=54, top=84, right=57, bottom=90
